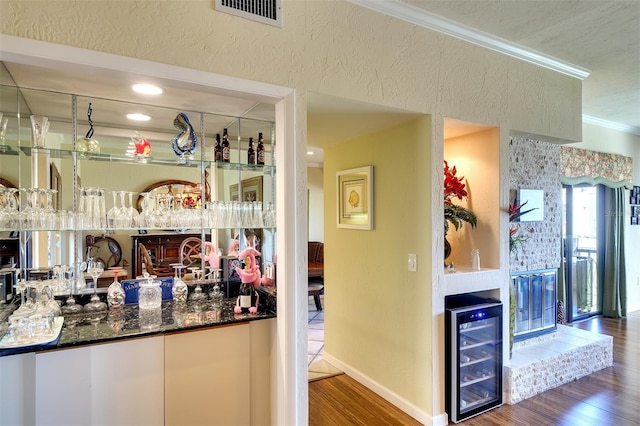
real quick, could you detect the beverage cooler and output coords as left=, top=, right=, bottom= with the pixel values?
left=445, top=295, right=503, bottom=423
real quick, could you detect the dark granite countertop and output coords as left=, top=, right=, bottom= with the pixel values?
left=0, top=296, right=276, bottom=358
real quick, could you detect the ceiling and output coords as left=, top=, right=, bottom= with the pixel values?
left=396, top=0, right=640, bottom=134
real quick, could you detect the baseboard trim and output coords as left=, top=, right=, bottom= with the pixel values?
left=323, top=351, right=447, bottom=426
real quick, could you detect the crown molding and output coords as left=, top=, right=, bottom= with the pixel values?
left=347, top=0, right=590, bottom=80
left=583, top=115, right=640, bottom=136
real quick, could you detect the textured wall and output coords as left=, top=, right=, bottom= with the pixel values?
left=509, top=137, right=562, bottom=272
left=0, top=0, right=582, bottom=142
left=0, top=0, right=586, bottom=419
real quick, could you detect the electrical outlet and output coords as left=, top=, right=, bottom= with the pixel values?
left=408, top=254, right=417, bottom=272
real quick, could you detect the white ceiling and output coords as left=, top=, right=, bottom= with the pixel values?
left=397, top=0, right=640, bottom=134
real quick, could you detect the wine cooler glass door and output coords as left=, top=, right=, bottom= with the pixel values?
left=447, top=301, right=502, bottom=423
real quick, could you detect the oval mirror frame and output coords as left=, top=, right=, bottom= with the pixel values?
left=136, top=179, right=210, bottom=211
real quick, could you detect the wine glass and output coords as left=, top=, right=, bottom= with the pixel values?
left=107, top=190, right=119, bottom=230
left=106, top=267, right=126, bottom=309
left=209, top=269, right=224, bottom=308
left=11, top=281, right=36, bottom=318
left=188, top=267, right=206, bottom=302
left=126, top=191, right=140, bottom=229
left=170, top=263, right=188, bottom=302
left=61, top=263, right=84, bottom=314
left=84, top=258, right=107, bottom=311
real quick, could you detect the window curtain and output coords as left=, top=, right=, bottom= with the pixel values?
left=561, top=146, right=632, bottom=188
left=561, top=147, right=631, bottom=318
left=603, top=187, right=626, bottom=318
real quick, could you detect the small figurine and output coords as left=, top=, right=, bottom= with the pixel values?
left=134, top=134, right=151, bottom=156
left=203, top=242, right=220, bottom=269
left=128, top=131, right=151, bottom=162
left=234, top=247, right=261, bottom=314
left=171, top=112, right=197, bottom=162
left=234, top=247, right=262, bottom=288
left=228, top=238, right=240, bottom=257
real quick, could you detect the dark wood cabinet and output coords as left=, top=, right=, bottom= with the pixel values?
left=0, top=238, right=19, bottom=268
left=131, top=233, right=209, bottom=278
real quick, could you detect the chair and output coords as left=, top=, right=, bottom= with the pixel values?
left=138, top=242, right=156, bottom=276
left=308, top=241, right=324, bottom=310
left=308, top=283, right=324, bottom=311
left=179, top=237, right=202, bottom=268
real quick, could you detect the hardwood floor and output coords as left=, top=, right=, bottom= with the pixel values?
left=308, top=312, right=639, bottom=426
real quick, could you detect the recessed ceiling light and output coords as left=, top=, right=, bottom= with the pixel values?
left=127, top=113, right=151, bottom=122
left=307, top=150, right=314, bottom=155
left=131, top=83, right=163, bottom=95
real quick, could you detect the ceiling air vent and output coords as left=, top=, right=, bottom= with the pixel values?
left=215, top=0, right=282, bottom=28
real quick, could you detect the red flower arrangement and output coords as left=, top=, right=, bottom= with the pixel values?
left=444, top=160, right=468, bottom=204
left=444, top=161, right=477, bottom=234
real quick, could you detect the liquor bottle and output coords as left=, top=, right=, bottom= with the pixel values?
left=247, top=137, right=256, bottom=165
left=214, top=133, right=222, bottom=162
left=256, top=132, right=265, bottom=166
left=222, top=128, right=230, bottom=163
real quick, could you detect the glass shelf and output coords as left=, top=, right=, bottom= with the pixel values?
left=17, top=146, right=275, bottom=173
left=0, top=145, right=18, bottom=156
left=1, top=226, right=278, bottom=233
left=1, top=84, right=276, bottom=282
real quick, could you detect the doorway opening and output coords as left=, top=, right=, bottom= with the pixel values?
left=562, top=184, right=605, bottom=322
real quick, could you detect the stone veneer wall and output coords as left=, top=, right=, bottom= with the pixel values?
left=509, top=137, right=562, bottom=272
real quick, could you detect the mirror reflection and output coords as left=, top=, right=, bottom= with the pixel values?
left=0, top=61, right=276, bottom=287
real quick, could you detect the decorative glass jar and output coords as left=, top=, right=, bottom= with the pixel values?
left=138, top=273, right=162, bottom=309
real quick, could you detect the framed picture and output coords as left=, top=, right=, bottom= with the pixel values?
left=337, top=166, right=373, bottom=230
left=50, top=162, right=62, bottom=210
left=230, top=176, right=263, bottom=202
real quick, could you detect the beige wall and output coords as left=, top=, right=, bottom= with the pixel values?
left=445, top=128, right=501, bottom=269
left=324, top=116, right=433, bottom=413
left=1, top=0, right=587, bottom=421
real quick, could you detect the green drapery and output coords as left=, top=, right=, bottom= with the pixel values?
left=603, top=187, right=627, bottom=318
left=560, top=146, right=630, bottom=319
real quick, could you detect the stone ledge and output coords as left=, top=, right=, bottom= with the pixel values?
left=504, top=325, right=613, bottom=404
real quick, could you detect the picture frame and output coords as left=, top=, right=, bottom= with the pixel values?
left=230, top=176, right=263, bottom=202
left=336, top=166, right=373, bottom=230
left=50, top=163, right=62, bottom=210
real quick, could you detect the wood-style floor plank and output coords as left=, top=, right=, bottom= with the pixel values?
left=309, top=312, right=639, bottom=425
left=309, top=373, right=422, bottom=426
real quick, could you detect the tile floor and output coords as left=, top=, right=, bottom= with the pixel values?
left=307, top=295, right=343, bottom=381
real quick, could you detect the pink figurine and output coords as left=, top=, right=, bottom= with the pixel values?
left=227, top=239, right=239, bottom=257
left=202, top=242, right=220, bottom=269
left=234, top=247, right=261, bottom=314
left=234, top=247, right=262, bottom=288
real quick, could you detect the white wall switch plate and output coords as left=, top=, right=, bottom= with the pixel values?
left=408, top=254, right=417, bottom=272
